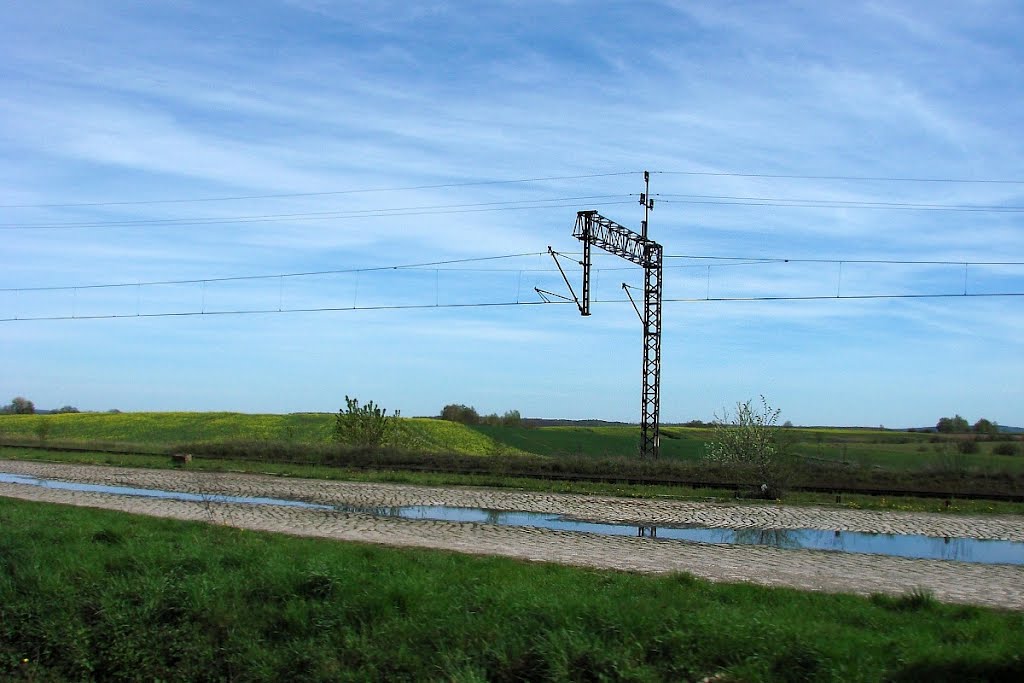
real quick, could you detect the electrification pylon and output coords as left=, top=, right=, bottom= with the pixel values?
left=570, top=172, right=663, bottom=458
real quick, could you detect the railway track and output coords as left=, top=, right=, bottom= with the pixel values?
left=3, top=441, right=1022, bottom=503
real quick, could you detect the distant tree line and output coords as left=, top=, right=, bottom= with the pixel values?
left=440, top=404, right=522, bottom=427
left=1, top=397, right=85, bottom=415
left=935, top=415, right=999, bottom=435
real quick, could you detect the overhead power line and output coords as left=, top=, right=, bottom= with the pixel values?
left=0, top=252, right=547, bottom=293
left=665, top=255, right=1024, bottom=266
left=3, top=292, right=1022, bottom=324
left=1, top=196, right=634, bottom=231
left=5, top=252, right=1021, bottom=294
left=657, top=194, right=1024, bottom=213
left=654, top=170, right=1024, bottom=184
left=666, top=293, right=1024, bottom=303
left=0, top=300, right=566, bottom=322
left=8, top=168, right=1024, bottom=211
left=0, top=172, right=640, bottom=209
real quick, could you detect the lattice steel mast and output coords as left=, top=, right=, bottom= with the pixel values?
left=569, top=172, right=663, bottom=458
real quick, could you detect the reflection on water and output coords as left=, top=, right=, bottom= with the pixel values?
left=0, top=472, right=332, bottom=510
left=2, top=472, right=1022, bottom=566
left=735, top=528, right=799, bottom=549
left=336, top=504, right=1024, bottom=566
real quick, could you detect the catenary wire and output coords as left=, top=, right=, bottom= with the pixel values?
left=0, top=172, right=641, bottom=209
left=664, top=255, right=1024, bottom=266
left=0, top=252, right=548, bottom=292
left=9, top=167, right=1024, bottom=209
left=0, top=196, right=634, bottom=231
left=5, top=254, right=1020, bottom=294
left=3, top=292, right=1023, bottom=323
left=653, top=170, right=1024, bottom=184
left=656, top=194, right=1024, bottom=213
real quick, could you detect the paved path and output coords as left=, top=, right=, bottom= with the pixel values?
left=2, top=460, right=1022, bottom=610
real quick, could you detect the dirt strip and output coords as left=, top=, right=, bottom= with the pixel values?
left=2, top=460, right=1022, bottom=610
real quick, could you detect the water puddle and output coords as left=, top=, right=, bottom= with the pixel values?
left=336, top=504, right=1024, bottom=566
left=0, top=472, right=332, bottom=510
left=3, top=472, right=1022, bottom=565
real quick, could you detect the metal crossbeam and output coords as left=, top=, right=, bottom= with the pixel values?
left=573, top=211, right=654, bottom=267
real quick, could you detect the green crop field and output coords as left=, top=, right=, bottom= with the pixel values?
left=1, top=411, right=1021, bottom=471
left=0, top=412, right=522, bottom=456
left=0, top=411, right=334, bottom=446
left=469, top=424, right=708, bottom=460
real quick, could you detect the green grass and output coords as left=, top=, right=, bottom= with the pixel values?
left=2, top=497, right=1022, bottom=682
left=792, top=438, right=1024, bottom=473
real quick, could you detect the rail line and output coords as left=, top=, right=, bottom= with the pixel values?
left=2, top=441, right=1022, bottom=503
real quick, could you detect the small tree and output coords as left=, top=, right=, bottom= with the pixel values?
left=972, top=418, right=998, bottom=436
left=704, top=396, right=794, bottom=498
left=333, top=396, right=400, bottom=448
left=34, top=419, right=51, bottom=443
left=53, top=405, right=80, bottom=414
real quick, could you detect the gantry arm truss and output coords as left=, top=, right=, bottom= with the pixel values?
left=573, top=210, right=664, bottom=459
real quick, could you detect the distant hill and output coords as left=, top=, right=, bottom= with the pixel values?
left=522, top=418, right=633, bottom=428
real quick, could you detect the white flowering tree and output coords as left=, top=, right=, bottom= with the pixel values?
left=704, top=396, right=794, bottom=498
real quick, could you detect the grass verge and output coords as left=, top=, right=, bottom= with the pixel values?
left=2, top=497, right=1023, bottom=682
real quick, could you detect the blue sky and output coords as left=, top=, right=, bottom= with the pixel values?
left=2, top=1, right=1022, bottom=427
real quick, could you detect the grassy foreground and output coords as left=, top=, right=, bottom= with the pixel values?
left=2, top=498, right=1023, bottom=682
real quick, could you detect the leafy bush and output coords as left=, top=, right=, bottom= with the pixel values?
left=957, top=439, right=979, bottom=455
left=994, top=442, right=1020, bottom=456
left=333, top=396, right=400, bottom=448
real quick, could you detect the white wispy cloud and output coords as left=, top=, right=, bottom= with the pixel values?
left=1, top=0, right=1021, bottom=424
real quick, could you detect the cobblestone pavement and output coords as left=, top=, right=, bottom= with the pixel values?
left=2, top=460, right=1022, bottom=610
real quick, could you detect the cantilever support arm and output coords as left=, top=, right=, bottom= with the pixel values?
left=621, top=283, right=645, bottom=324
left=534, top=287, right=572, bottom=303
left=546, top=246, right=586, bottom=315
